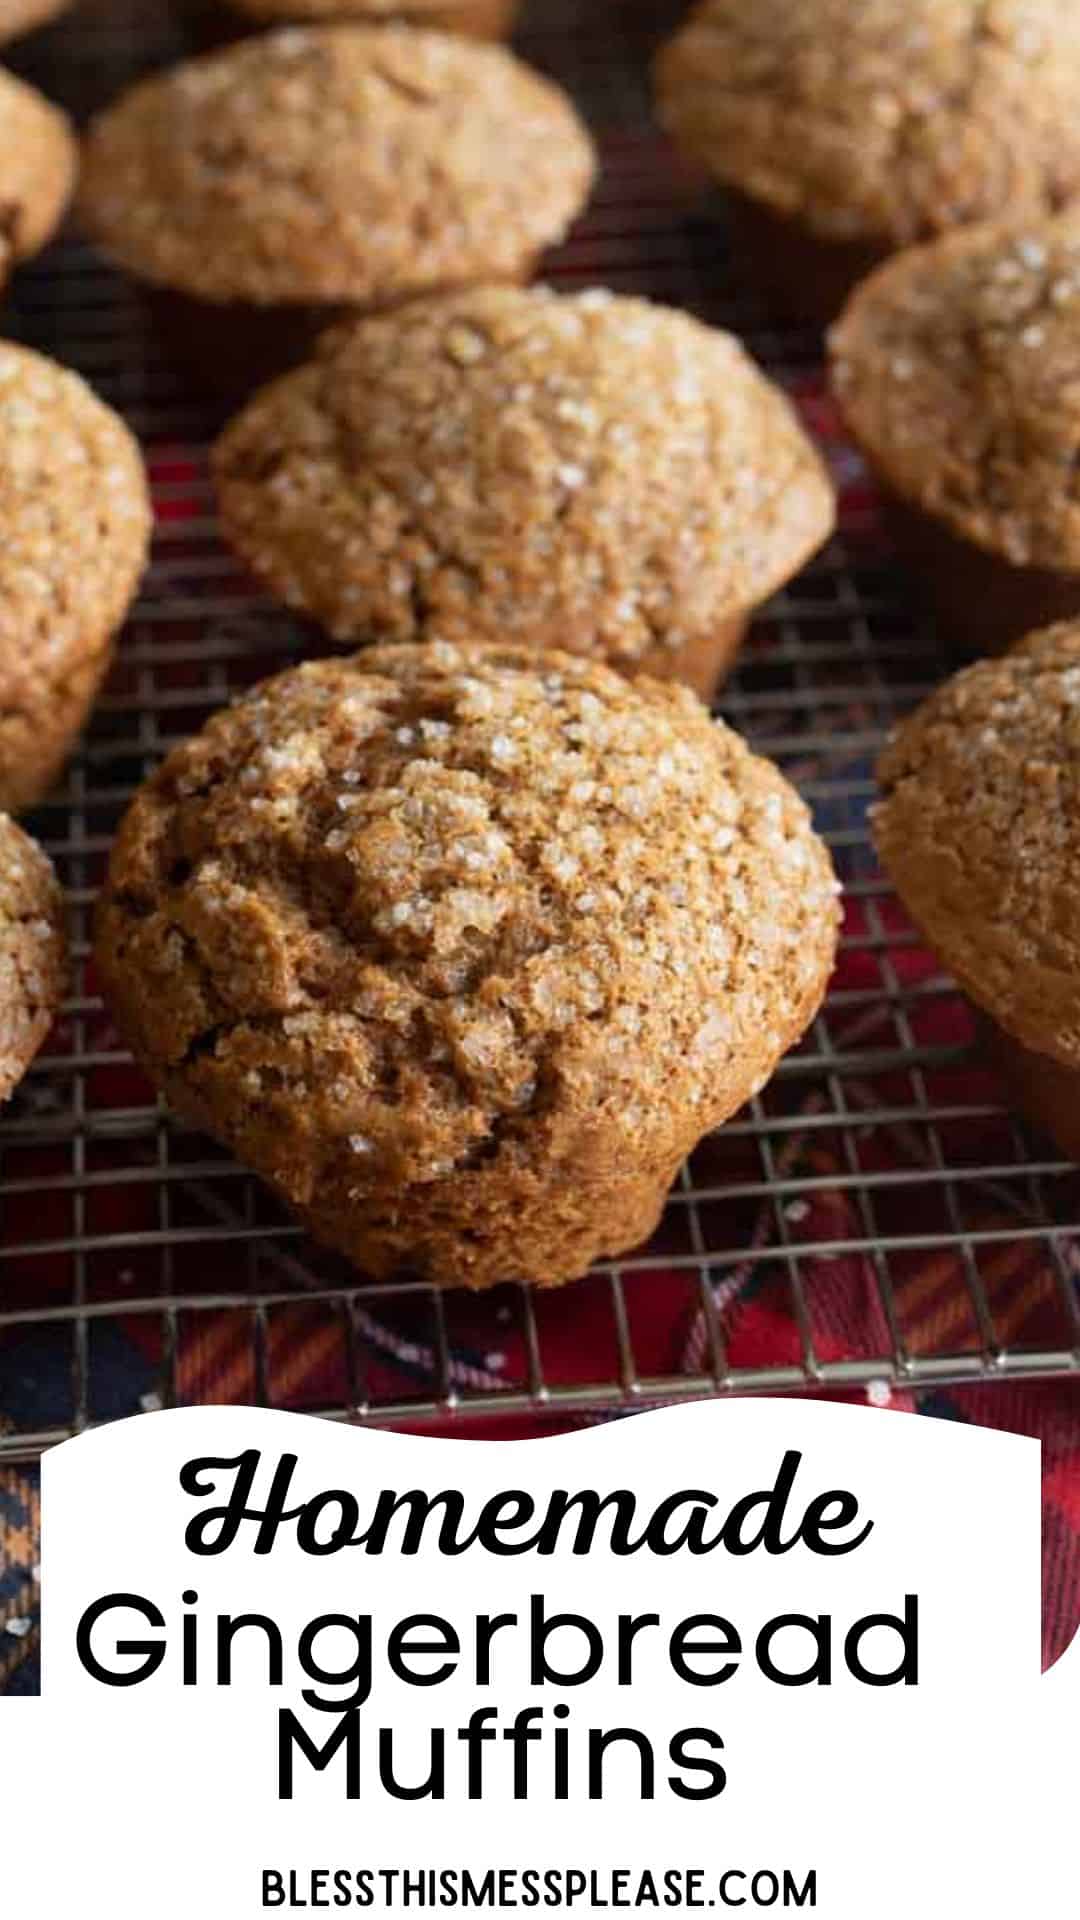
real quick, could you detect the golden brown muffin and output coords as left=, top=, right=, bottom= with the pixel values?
left=875, top=622, right=1080, bottom=1159
left=0, top=0, right=69, bottom=42
left=831, top=211, right=1080, bottom=655
left=0, top=813, right=65, bottom=1103
left=0, top=68, right=76, bottom=290
left=209, top=0, right=517, bottom=38
left=95, top=644, right=840, bottom=1290
left=0, top=344, right=152, bottom=813
left=78, top=27, right=594, bottom=320
left=213, top=286, right=835, bottom=699
left=656, top=0, right=1080, bottom=327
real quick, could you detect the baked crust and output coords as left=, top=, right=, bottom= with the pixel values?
left=0, top=67, right=76, bottom=286
left=831, top=212, right=1080, bottom=572
left=213, top=286, right=835, bottom=673
left=875, top=622, right=1080, bottom=1066
left=656, top=0, right=1080, bottom=250
left=0, top=814, right=65, bottom=1104
left=0, top=344, right=151, bottom=812
left=79, top=25, right=594, bottom=307
left=96, top=644, right=839, bottom=1289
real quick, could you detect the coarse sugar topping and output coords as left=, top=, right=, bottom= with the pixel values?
left=97, top=645, right=838, bottom=1197
left=0, top=342, right=151, bottom=811
left=657, top=0, right=1080, bottom=248
left=213, top=285, right=834, bottom=659
left=0, top=342, right=151, bottom=705
left=875, top=621, right=1080, bottom=1064
left=79, top=25, right=595, bottom=306
left=830, top=210, right=1080, bottom=568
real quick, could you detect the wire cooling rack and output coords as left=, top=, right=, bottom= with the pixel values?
left=1, top=0, right=1078, bottom=1465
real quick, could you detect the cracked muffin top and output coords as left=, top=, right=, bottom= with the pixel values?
left=0, top=67, right=76, bottom=286
left=0, top=0, right=69, bottom=41
left=830, top=212, right=1080, bottom=570
left=213, top=285, right=835, bottom=663
left=656, top=0, right=1080, bottom=251
left=0, top=814, right=65, bottom=1104
left=0, top=344, right=151, bottom=788
left=78, top=25, right=594, bottom=308
left=95, top=644, right=839, bottom=1207
left=875, top=623, right=1080, bottom=1065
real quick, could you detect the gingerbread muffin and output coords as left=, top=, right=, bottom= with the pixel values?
left=831, top=212, right=1080, bottom=656
left=655, top=0, right=1080, bottom=328
left=213, top=287, right=835, bottom=699
left=0, top=0, right=69, bottom=42
left=875, top=623, right=1080, bottom=1161
left=0, top=68, right=76, bottom=292
left=95, top=644, right=839, bottom=1290
left=0, top=344, right=151, bottom=813
left=191, top=0, right=517, bottom=45
left=0, top=813, right=65, bottom=1104
left=79, top=26, right=594, bottom=395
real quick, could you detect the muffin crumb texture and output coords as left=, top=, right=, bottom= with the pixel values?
left=875, top=623, right=1080, bottom=1065
left=96, top=645, right=839, bottom=1288
left=657, top=0, right=1080, bottom=248
left=0, top=343, right=152, bottom=813
left=0, top=814, right=65, bottom=1104
left=79, top=25, right=594, bottom=307
left=213, top=286, right=834, bottom=666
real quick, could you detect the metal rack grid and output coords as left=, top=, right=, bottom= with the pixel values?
left=1, top=0, right=1078, bottom=1466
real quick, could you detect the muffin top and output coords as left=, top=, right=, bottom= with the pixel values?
left=875, top=623, right=1080, bottom=1065
left=656, top=0, right=1080, bottom=250
left=831, top=212, right=1080, bottom=571
left=0, top=343, right=151, bottom=711
left=0, top=0, right=69, bottom=41
left=79, top=25, right=594, bottom=308
left=96, top=644, right=839, bottom=1198
left=0, top=68, right=76, bottom=281
left=213, top=286, right=835, bottom=660
left=0, top=814, right=65, bottom=1104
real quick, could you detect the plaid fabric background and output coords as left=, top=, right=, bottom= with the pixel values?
left=1, top=0, right=1078, bottom=1694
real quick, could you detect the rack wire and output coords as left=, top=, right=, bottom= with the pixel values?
left=1, top=0, right=1078, bottom=1466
